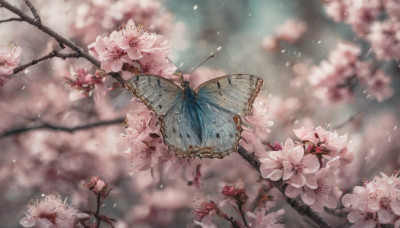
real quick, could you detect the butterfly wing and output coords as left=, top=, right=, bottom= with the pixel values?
left=161, top=98, right=241, bottom=158
left=126, top=75, right=183, bottom=116
left=195, top=74, right=263, bottom=116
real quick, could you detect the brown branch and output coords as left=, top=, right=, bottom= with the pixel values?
left=13, top=50, right=81, bottom=74
left=23, top=0, right=40, bottom=23
left=0, top=17, right=22, bottom=23
left=1, top=118, right=125, bottom=138
left=236, top=145, right=331, bottom=228
left=0, top=0, right=125, bottom=85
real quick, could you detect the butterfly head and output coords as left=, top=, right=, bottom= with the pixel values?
left=181, top=80, right=190, bottom=88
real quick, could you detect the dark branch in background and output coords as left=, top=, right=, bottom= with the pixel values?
left=0, top=0, right=125, bottom=85
left=334, top=111, right=365, bottom=130
left=13, top=50, right=81, bottom=74
left=237, top=146, right=332, bottom=228
left=1, top=118, right=125, bottom=138
left=23, top=0, right=40, bottom=23
left=0, top=17, right=22, bottom=23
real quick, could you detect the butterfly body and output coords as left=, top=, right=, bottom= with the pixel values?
left=126, top=74, right=263, bottom=158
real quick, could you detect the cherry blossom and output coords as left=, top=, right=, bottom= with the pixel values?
left=94, top=31, right=132, bottom=72
left=259, top=138, right=292, bottom=181
left=246, top=208, right=285, bottom=228
left=64, top=67, right=104, bottom=100
left=19, top=194, right=77, bottom=228
left=282, top=144, right=319, bottom=188
left=0, top=44, right=21, bottom=86
left=342, top=172, right=400, bottom=226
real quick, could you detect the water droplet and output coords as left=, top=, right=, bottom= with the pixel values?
left=193, top=5, right=198, bottom=10
left=179, top=62, right=184, bottom=67
left=248, top=13, right=252, bottom=16
left=113, top=203, right=117, bottom=208
left=281, top=49, right=286, bottom=53
left=317, top=40, right=322, bottom=44
left=21, top=86, right=25, bottom=90
left=394, top=125, right=397, bottom=130
left=12, top=159, right=16, bottom=163
left=216, top=46, right=222, bottom=51
left=388, top=136, right=391, bottom=142
left=128, top=172, right=134, bottom=176
left=216, top=31, right=220, bottom=35
left=41, top=194, right=46, bottom=197
left=294, top=119, right=299, bottom=124
left=24, top=69, right=29, bottom=74
left=158, top=184, right=164, bottom=189
left=285, top=62, right=290, bottom=67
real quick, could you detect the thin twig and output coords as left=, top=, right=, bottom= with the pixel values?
left=324, top=207, right=347, bottom=217
left=0, top=0, right=125, bottom=85
left=0, top=17, right=22, bottom=23
left=334, top=112, right=365, bottom=130
left=1, top=118, right=125, bottom=138
left=13, top=50, right=81, bottom=74
left=95, top=194, right=102, bottom=228
left=237, top=203, right=249, bottom=227
left=236, top=145, right=331, bottom=228
left=23, top=0, right=40, bottom=23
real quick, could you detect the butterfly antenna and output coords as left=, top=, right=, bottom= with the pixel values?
left=190, top=54, right=215, bottom=76
left=166, top=57, right=184, bottom=83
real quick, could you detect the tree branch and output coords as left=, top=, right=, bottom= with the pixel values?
left=0, top=17, right=22, bottom=23
left=1, top=118, right=125, bottom=138
left=13, top=50, right=81, bottom=74
left=236, top=146, right=331, bottom=228
left=0, top=0, right=125, bottom=85
left=23, top=0, right=40, bottom=23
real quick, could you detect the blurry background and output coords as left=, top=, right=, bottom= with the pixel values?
left=0, top=0, right=399, bottom=227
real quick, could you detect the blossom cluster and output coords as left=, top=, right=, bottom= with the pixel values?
left=64, top=67, right=105, bottom=100
left=19, top=194, right=78, bottom=228
left=259, top=126, right=352, bottom=212
left=342, top=172, right=400, bottom=227
left=91, top=19, right=176, bottom=79
left=323, top=0, right=400, bottom=61
left=194, top=184, right=285, bottom=228
left=0, top=43, right=21, bottom=86
left=308, top=41, right=393, bottom=103
left=262, top=19, right=307, bottom=52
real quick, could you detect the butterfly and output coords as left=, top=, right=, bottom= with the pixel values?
left=126, top=74, right=263, bottom=158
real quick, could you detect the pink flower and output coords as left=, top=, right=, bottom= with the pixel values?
left=275, top=19, right=307, bottom=43
left=64, top=67, right=104, bottom=100
left=364, top=70, right=394, bottom=101
left=0, top=44, right=22, bottom=86
left=367, top=19, right=400, bottom=61
left=167, top=157, right=201, bottom=187
left=221, top=185, right=248, bottom=205
left=342, top=172, right=400, bottom=226
left=83, top=176, right=108, bottom=194
left=114, top=19, right=159, bottom=60
left=120, top=102, right=169, bottom=171
left=294, top=126, right=351, bottom=163
left=194, top=201, right=217, bottom=222
left=246, top=208, right=285, bottom=228
left=139, top=52, right=176, bottom=79
left=259, top=138, right=293, bottom=181
left=262, top=36, right=280, bottom=52
left=282, top=144, right=319, bottom=188
left=19, top=194, right=77, bottom=228
left=94, top=32, right=132, bottom=72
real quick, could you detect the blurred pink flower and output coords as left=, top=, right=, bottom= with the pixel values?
left=275, top=19, right=307, bottom=43
left=19, top=194, right=77, bottom=228
left=194, top=201, right=217, bottom=222
left=282, top=144, right=319, bottom=188
left=246, top=208, right=285, bottom=228
left=368, top=19, right=400, bottom=61
left=94, top=32, right=132, bottom=72
left=262, top=36, right=280, bottom=52
left=364, top=70, right=394, bottom=102
left=0, top=44, right=21, bottom=86
left=64, top=67, right=104, bottom=100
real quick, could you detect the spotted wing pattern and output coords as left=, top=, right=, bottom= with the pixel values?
left=125, top=75, right=183, bottom=116
left=195, top=74, right=263, bottom=116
